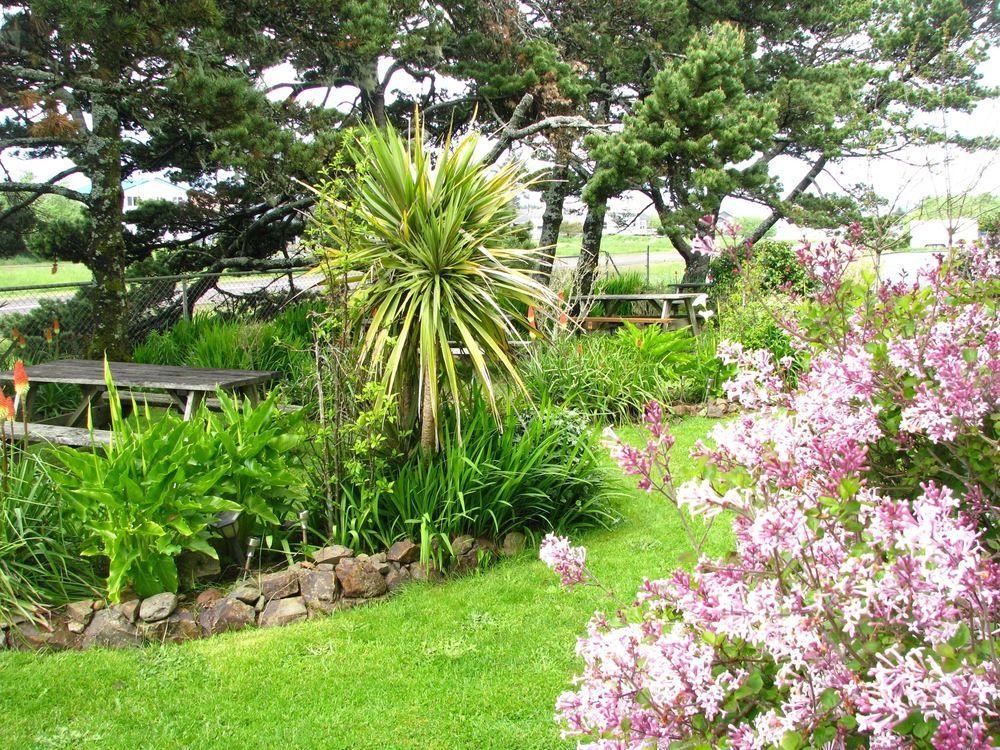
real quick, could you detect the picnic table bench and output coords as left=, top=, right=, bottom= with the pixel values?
left=576, top=292, right=705, bottom=332
left=0, top=359, right=280, bottom=448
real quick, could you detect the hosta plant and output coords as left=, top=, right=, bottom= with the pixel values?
left=542, top=237, right=999, bottom=748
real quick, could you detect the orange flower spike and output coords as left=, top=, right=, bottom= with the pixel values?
left=16, top=334, right=26, bottom=348
left=527, top=306, right=536, bottom=328
left=52, top=318, right=60, bottom=335
left=44, top=328, right=53, bottom=343
left=10, top=327, right=19, bottom=340
left=12, top=360, right=29, bottom=397
left=0, top=390, right=14, bottom=422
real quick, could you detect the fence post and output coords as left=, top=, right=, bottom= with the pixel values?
left=180, top=278, right=191, bottom=322
left=646, top=241, right=650, bottom=284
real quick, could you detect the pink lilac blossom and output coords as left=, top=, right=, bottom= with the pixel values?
left=539, top=533, right=588, bottom=589
left=546, top=237, right=999, bottom=749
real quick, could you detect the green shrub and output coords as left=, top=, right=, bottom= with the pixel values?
left=51, top=369, right=308, bottom=600
left=326, top=393, right=615, bottom=558
left=709, top=239, right=814, bottom=296
left=0, top=452, right=101, bottom=623
left=520, top=327, right=721, bottom=422
left=133, top=302, right=317, bottom=403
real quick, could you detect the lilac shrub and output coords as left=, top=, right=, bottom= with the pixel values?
left=542, top=238, right=999, bottom=748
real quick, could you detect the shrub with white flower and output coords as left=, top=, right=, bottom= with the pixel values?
left=542, top=237, right=999, bottom=748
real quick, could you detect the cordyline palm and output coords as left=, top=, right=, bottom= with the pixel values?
left=335, top=122, right=556, bottom=451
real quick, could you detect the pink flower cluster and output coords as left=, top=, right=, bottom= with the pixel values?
left=545, top=238, right=1000, bottom=749
left=539, top=533, right=588, bottom=589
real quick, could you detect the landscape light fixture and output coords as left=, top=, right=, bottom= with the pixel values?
left=211, top=509, right=243, bottom=565
left=298, top=509, right=309, bottom=547
left=244, top=536, right=261, bottom=577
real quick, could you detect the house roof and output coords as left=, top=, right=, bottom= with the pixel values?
left=122, top=176, right=187, bottom=192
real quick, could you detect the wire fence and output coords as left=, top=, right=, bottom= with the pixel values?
left=0, top=266, right=323, bottom=369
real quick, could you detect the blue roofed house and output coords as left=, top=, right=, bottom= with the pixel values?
left=122, top=176, right=189, bottom=209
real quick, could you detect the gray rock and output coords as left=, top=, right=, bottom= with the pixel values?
left=82, top=607, right=141, bottom=649
left=312, top=545, right=354, bottom=567
left=200, top=598, right=255, bottom=636
left=408, top=562, right=444, bottom=583
left=177, top=550, right=221, bottom=586
left=258, top=596, right=307, bottom=628
left=229, top=581, right=260, bottom=604
left=258, top=570, right=299, bottom=601
left=65, top=600, right=96, bottom=626
left=451, top=535, right=475, bottom=557
left=139, top=592, right=178, bottom=623
left=501, top=532, right=526, bottom=556
left=705, top=404, right=725, bottom=418
left=385, top=565, right=412, bottom=591
left=118, top=599, right=141, bottom=625
left=335, top=557, right=388, bottom=598
left=386, top=539, right=420, bottom=564
left=141, top=608, right=201, bottom=644
left=299, top=569, right=339, bottom=614
left=195, top=588, right=224, bottom=610
left=316, top=563, right=334, bottom=572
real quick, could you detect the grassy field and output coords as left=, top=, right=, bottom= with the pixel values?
left=0, top=260, right=91, bottom=288
left=0, top=417, right=727, bottom=750
left=555, top=234, right=680, bottom=258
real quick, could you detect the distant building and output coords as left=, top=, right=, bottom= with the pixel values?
left=908, top=218, right=979, bottom=248
left=122, top=176, right=188, bottom=208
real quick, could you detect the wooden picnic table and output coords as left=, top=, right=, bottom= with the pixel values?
left=579, top=292, right=706, bottom=331
left=3, top=359, right=280, bottom=428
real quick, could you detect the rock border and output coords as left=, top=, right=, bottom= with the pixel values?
left=2, top=533, right=527, bottom=652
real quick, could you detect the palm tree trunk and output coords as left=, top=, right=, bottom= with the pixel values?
left=419, top=367, right=435, bottom=452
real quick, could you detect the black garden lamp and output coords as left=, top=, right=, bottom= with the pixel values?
left=211, top=509, right=243, bottom=565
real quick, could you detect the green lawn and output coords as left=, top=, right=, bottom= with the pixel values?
left=555, top=234, right=681, bottom=258
left=0, top=417, right=728, bottom=750
left=0, top=261, right=91, bottom=288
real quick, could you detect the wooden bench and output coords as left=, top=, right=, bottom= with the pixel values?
left=101, top=390, right=302, bottom=414
left=1, top=422, right=111, bottom=447
left=576, top=316, right=684, bottom=332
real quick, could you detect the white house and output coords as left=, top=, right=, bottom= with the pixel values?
left=908, top=218, right=979, bottom=248
left=122, top=176, right=189, bottom=208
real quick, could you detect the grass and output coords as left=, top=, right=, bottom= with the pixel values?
left=0, top=261, right=91, bottom=288
left=555, top=234, right=682, bottom=258
left=0, top=416, right=728, bottom=750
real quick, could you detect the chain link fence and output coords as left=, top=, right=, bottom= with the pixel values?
left=0, top=266, right=323, bottom=369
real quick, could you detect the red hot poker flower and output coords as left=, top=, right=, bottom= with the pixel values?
left=12, top=360, right=29, bottom=397
left=0, top=390, right=15, bottom=422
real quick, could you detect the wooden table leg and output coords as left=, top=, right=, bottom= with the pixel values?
left=182, top=390, right=205, bottom=421
left=660, top=300, right=671, bottom=332
left=686, top=299, right=699, bottom=332
left=65, top=386, right=101, bottom=427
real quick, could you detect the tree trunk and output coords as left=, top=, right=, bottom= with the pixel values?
left=85, top=91, right=128, bottom=359
left=571, top=193, right=608, bottom=304
left=536, top=161, right=569, bottom=280
left=357, top=60, right=386, bottom=127
left=419, top=365, right=435, bottom=452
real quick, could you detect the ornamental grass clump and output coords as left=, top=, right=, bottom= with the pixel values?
left=542, top=235, right=999, bottom=749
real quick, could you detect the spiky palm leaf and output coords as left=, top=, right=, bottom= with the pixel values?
left=321, top=122, right=555, bottom=449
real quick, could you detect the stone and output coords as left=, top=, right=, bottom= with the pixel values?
left=299, top=561, right=315, bottom=570
left=335, top=557, right=388, bottom=599
left=451, top=534, right=475, bottom=557
left=705, top=404, right=725, bottom=418
left=408, top=562, right=444, bottom=583
left=229, top=581, right=260, bottom=604
left=65, top=600, right=96, bottom=626
left=370, top=555, right=390, bottom=575
left=385, top=565, right=411, bottom=592
left=118, top=599, right=141, bottom=625
left=195, top=588, right=224, bottom=610
left=139, top=593, right=178, bottom=623
left=258, top=570, right=299, bottom=601
left=142, top=608, right=200, bottom=644
left=299, top=569, right=339, bottom=614
left=312, top=545, right=354, bottom=567
left=82, top=607, right=141, bottom=649
left=316, top=563, right=334, bottom=572
left=501, top=532, right=526, bottom=557
left=177, top=550, right=221, bottom=580
left=199, top=598, right=255, bottom=636
left=8, top=619, right=54, bottom=651
left=258, top=596, right=307, bottom=628
left=386, top=539, right=420, bottom=564
left=67, top=620, right=87, bottom=635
